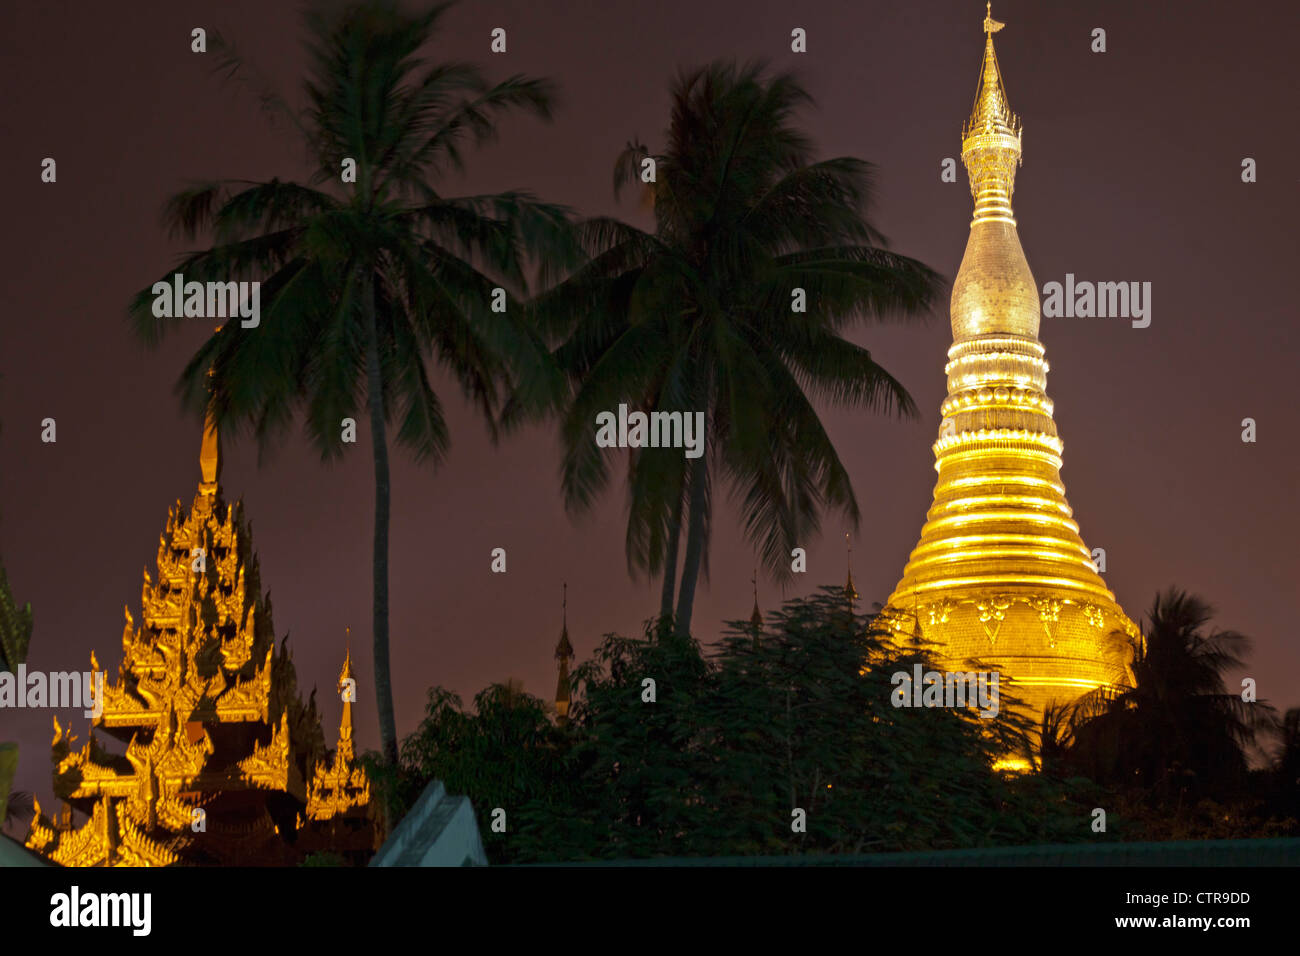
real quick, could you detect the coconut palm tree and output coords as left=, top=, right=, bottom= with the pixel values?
left=526, top=61, right=943, bottom=636
left=1274, top=708, right=1300, bottom=816
left=1066, top=588, right=1273, bottom=798
left=128, top=0, right=578, bottom=768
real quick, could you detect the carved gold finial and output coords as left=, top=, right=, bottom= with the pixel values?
left=966, top=15, right=1018, bottom=138
left=198, top=331, right=223, bottom=498
left=198, top=406, right=221, bottom=496
left=961, top=4, right=1022, bottom=231
left=984, top=3, right=1004, bottom=35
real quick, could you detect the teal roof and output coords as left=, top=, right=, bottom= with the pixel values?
left=525, top=838, right=1300, bottom=867
left=0, top=833, right=49, bottom=867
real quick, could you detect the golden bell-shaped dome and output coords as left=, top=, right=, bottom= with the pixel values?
left=950, top=221, right=1040, bottom=341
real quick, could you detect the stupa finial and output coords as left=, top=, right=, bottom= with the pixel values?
left=555, top=583, right=574, bottom=723
left=961, top=5, right=1023, bottom=228
left=983, top=2, right=1004, bottom=35
left=198, top=330, right=222, bottom=499
left=966, top=7, right=1018, bottom=140
left=336, top=631, right=355, bottom=762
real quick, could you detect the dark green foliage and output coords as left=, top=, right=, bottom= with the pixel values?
left=393, top=588, right=1096, bottom=862
left=702, top=591, right=1031, bottom=853
left=299, top=850, right=346, bottom=866
left=394, top=683, right=575, bottom=862
left=0, top=562, right=32, bottom=675
left=0, top=564, right=32, bottom=828
left=1063, top=588, right=1274, bottom=800
left=1040, top=588, right=1296, bottom=840
left=1273, top=709, right=1300, bottom=822
left=560, top=618, right=716, bottom=858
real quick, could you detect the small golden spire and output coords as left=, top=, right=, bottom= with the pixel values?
left=966, top=8, right=1018, bottom=139
left=961, top=4, right=1023, bottom=229
left=198, top=329, right=222, bottom=498
left=198, top=407, right=221, bottom=496
left=749, top=568, right=762, bottom=630
left=555, top=583, right=574, bottom=723
left=337, top=628, right=354, bottom=762
left=845, top=533, right=858, bottom=604
left=341, top=627, right=354, bottom=682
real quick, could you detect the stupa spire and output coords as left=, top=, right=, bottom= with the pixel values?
left=198, top=335, right=222, bottom=500
left=338, top=632, right=354, bottom=763
left=555, top=583, right=574, bottom=724
left=844, top=533, right=858, bottom=604
left=301, top=632, right=371, bottom=830
left=197, top=405, right=221, bottom=499
left=969, top=13, right=1014, bottom=128
left=961, top=5, right=1022, bottom=228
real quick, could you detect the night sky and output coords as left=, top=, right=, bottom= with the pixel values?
left=2, top=0, right=1297, bottom=811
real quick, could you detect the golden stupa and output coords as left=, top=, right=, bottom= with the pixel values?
left=879, top=7, right=1139, bottom=727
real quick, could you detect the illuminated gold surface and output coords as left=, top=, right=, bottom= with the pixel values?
left=879, top=11, right=1138, bottom=724
left=27, top=413, right=370, bottom=866
left=304, top=649, right=370, bottom=822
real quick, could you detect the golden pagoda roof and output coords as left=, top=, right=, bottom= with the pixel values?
left=27, top=413, right=370, bottom=865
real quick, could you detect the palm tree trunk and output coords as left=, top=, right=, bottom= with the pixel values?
left=674, top=450, right=708, bottom=638
left=658, top=481, right=683, bottom=621
left=362, top=269, right=399, bottom=770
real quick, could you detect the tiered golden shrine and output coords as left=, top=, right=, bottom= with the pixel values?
left=25, top=412, right=372, bottom=866
left=879, top=8, right=1139, bottom=727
